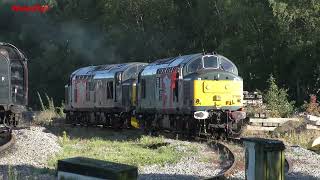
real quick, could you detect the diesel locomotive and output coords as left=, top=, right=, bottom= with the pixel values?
left=64, top=52, right=246, bottom=137
left=0, top=42, right=28, bottom=126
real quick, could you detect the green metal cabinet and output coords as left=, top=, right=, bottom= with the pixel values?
left=242, top=137, right=285, bottom=180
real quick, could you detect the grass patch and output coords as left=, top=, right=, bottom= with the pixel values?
left=48, top=130, right=198, bottom=169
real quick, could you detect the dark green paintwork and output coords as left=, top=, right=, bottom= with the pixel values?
left=58, top=157, right=138, bottom=180
left=242, top=138, right=285, bottom=180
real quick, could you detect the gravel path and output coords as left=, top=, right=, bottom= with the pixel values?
left=0, top=126, right=60, bottom=179
left=286, top=146, right=320, bottom=180
left=139, top=139, right=222, bottom=180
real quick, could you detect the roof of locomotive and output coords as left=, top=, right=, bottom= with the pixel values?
left=93, top=62, right=147, bottom=80
left=141, top=53, right=200, bottom=76
left=141, top=52, right=239, bottom=76
left=0, top=42, right=27, bottom=61
left=71, top=66, right=97, bottom=77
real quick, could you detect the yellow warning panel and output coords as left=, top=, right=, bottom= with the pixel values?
left=130, top=116, right=139, bottom=128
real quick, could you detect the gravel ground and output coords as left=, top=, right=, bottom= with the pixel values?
left=0, top=126, right=319, bottom=180
left=286, top=145, right=320, bottom=180
left=139, top=139, right=222, bottom=180
left=228, top=145, right=320, bottom=180
left=0, top=126, right=60, bottom=179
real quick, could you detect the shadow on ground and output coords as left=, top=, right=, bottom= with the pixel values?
left=0, top=164, right=55, bottom=180
left=43, top=122, right=144, bottom=141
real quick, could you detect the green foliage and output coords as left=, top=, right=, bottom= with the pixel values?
left=37, top=92, right=45, bottom=111
left=1, top=0, right=319, bottom=107
left=264, top=75, right=295, bottom=117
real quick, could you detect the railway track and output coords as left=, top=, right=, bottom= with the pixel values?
left=204, top=138, right=292, bottom=179
left=203, top=140, right=237, bottom=180
left=0, top=127, right=15, bottom=153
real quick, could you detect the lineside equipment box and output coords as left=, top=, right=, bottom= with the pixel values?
left=242, top=137, right=285, bottom=180
left=57, top=157, right=138, bottom=180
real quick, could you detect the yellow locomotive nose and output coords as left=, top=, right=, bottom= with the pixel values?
left=193, top=80, right=243, bottom=110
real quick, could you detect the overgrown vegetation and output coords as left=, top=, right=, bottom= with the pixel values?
left=48, top=130, right=198, bottom=169
left=34, top=92, right=65, bottom=125
left=242, top=120, right=320, bottom=151
left=303, top=95, right=320, bottom=116
left=264, top=75, right=295, bottom=117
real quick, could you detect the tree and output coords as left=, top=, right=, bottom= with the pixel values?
left=264, top=75, right=295, bottom=117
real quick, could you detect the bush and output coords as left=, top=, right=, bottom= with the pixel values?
left=34, top=92, right=65, bottom=125
left=303, top=94, right=320, bottom=116
left=264, top=75, right=295, bottom=117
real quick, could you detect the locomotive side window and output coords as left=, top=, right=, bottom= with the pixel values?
left=203, top=56, right=218, bottom=68
left=107, top=81, right=113, bottom=99
left=220, top=57, right=238, bottom=75
left=187, top=58, right=202, bottom=73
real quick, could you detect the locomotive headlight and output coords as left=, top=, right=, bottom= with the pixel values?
left=0, top=49, right=9, bottom=59
left=194, top=111, right=209, bottom=119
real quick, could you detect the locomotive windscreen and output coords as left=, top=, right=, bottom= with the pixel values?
left=203, top=56, right=218, bottom=68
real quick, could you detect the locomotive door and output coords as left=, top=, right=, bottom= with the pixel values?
left=10, top=60, right=25, bottom=105
left=0, top=54, right=9, bottom=104
left=114, top=72, right=122, bottom=103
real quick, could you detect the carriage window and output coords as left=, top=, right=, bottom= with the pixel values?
left=203, top=56, right=218, bottom=68
left=187, top=58, right=202, bottom=73
left=107, top=81, right=113, bottom=99
left=220, top=57, right=238, bottom=75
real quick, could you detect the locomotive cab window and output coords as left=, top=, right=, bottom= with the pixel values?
left=220, top=56, right=238, bottom=75
left=203, top=55, right=218, bottom=69
left=187, top=58, right=202, bottom=74
left=123, top=67, right=137, bottom=81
